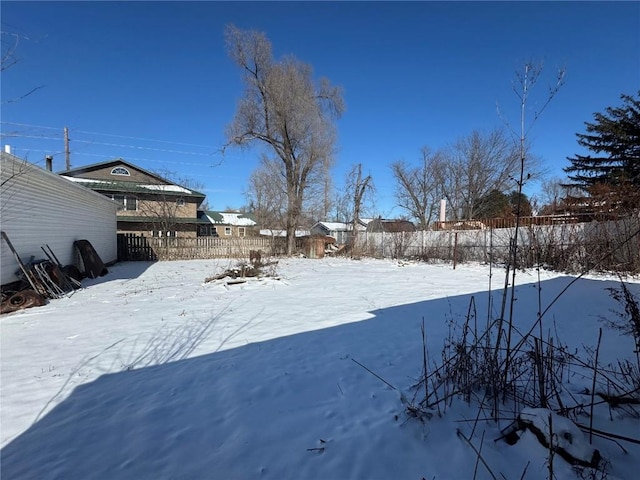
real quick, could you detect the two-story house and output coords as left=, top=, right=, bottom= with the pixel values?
left=60, top=159, right=208, bottom=238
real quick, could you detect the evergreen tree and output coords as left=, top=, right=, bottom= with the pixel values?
left=507, top=191, right=532, bottom=217
left=564, top=91, right=640, bottom=191
left=473, top=189, right=510, bottom=218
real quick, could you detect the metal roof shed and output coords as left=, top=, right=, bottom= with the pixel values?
left=1, top=152, right=118, bottom=286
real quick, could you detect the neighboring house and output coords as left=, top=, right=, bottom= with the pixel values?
left=1, top=151, right=117, bottom=286
left=60, top=159, right=208, bottom=238
left=366, top=218, right=416, bottom=233
left=198, top=211, right=258, bottom=237
left=310, top=220, right=368, bottom=244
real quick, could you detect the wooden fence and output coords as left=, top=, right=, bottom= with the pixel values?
left=433, top=213, right=607, bottom=231
left=117, top=234, right=157, bottom=261
left=117, top=234, right=289, bottom=261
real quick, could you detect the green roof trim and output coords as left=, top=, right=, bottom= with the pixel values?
left=117, top=216, right=210, bottom=224
left=87, top=183, right=206, bottom=199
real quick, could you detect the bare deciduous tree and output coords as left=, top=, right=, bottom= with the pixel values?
left=1, top=30, right=43, bottom=104
left=224, top=25, right=344, bottom=254
left=391, top=147, right=444, bottom=229
left=135, top=170, right=205, bottom=238
left=437, top=129, right=523, bottom=221
left=534, top=176, right=574, bottom=215
left=245, top=155, right=288, bottom=232
left=344, top=163, right=374, bottom=252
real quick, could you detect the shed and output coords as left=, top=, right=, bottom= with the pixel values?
left=1, top=152, right=118, bottom=286
left=310, top=221, right=366, bottom=245
left=299, top=235, right=335, bottom=259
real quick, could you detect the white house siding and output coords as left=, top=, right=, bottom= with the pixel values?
left=1, top=153, right=117, bottom=285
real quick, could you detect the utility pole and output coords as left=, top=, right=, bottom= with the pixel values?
left=64, top=126, right=70, bottom=170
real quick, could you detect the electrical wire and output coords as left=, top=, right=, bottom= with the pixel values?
left=73, top=129, right=216, bottom=149
left=1, top=121, right=217, bottom=149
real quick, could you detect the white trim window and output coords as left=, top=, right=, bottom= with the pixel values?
left=176, top=197, right=185, bottom=207
left=238, top=227, right=246, bottom=237
left=224, top=227, right=232, bottom=236
left=110, top=167, right=131, bottom=176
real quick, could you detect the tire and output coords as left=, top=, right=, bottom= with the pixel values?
left=0, top=290, right=47, bottom=314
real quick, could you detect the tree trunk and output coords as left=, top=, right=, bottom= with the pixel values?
left=285, top=189, right=302, bottom=255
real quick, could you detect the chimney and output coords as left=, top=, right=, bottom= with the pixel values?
left=4, top=145, right=11, bottom=154
left=45, top=155, right=53, bottom=171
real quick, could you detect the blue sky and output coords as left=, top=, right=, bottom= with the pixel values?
left=2, top=1, right=639, bottom=217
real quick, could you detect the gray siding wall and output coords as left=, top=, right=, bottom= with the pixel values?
left=1, top=154, right=118, bottom=285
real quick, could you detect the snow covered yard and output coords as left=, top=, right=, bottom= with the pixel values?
left=1, top=257, right=639, bottom=479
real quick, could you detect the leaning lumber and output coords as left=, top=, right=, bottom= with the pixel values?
left=1, top=231, right=41, bottom=294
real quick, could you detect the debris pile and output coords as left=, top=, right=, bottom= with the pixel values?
left=204, top=253, right=279, bottom=286
left=1, top=232, right=106, bottom=314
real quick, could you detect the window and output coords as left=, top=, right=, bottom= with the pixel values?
left=176, top=197, right=185, bottom=207
left=112, top=194, right=126, bottom=210
left=111, top=194, right=137, bottom=211
left=199, top=226, right=218, bottom=237
left=238, top=227, right=246, bottom=237
left=224, top=227, right=232, bottom=236
left=110, top=167, right=131, bottom=176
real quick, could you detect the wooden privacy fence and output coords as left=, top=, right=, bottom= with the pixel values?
left=118, top=233, right=157, bottom=261
left=117, top=234, right=288, bottom=261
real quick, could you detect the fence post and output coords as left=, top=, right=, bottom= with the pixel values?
left=453, top=232, right=458, bottom=269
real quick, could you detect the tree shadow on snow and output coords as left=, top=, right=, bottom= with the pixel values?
left=1, top=276, right=638, bottom=480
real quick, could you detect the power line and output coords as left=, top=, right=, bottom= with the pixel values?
left=1, top=121, right=217, bottom=149
left=2, top=133, right=218, bottom=157
left=1, top=122, right=249, bottom=165
left=5, top=148, right=222, bottom=167
left=0, top=121, right=61, bottom=131
left=0, top=134, right=62, bottom=141
left=75, top=151, right=219, bottom=167
left=74, top=129, right=216, bottom=149
left=70, top=138, right=216, bottom=157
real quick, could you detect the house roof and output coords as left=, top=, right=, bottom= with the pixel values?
left=0, top=152, right=118, bottom=206
left=200, top=211, right=257, bottom=226
left=59, top=158, right=206, bottom=199
left=60, top=158, right=164, bottom=181
left=311, top=221, right=367, bottom=233
left=366, top=219, right=416, bottom=233
left=62, top=176, right=202, bottom=198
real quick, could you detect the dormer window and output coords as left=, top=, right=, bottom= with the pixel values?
left=111, top=166, right=130, bottom=176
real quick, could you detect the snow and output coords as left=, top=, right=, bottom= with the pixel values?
left=259, top=229, right=310, bottom=237
left=207, top=212, right=256, bottom=226
left=519, top=408, right=597, bottom=465
left=61, top=176, right=111, bottom=184
left=61, top=176, right=194, bottom=194
left=136, top=184, right=193, bottom=194
left=1, top=257, right=639, bottom=479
